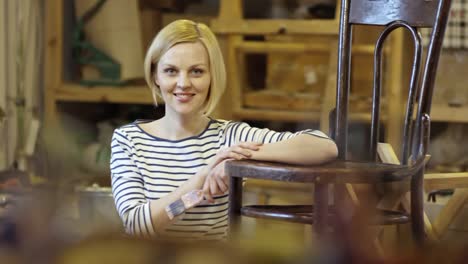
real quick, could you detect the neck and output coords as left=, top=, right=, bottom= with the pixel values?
left=160, top=111, right=210, bottom=140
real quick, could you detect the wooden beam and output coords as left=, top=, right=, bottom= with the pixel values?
left=218, top=0, right=242, bottom=20
left=55, top=83, right=156, bottom=104
left=431, top=104, right=468, bottom=123
left=319, top=41, right=338, bottom=133
left=244, top=91, right=321, bottom=112
left=424, top=172, right=468, bottom=191
left=211, top=19, right=339, bottom=35
left=432, top=189, right=468, bottom=239
left=44, top=0, right=62, bottom=124
left=235, top=41, right=375, bottom=55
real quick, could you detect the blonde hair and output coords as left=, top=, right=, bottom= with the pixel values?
left=143, top=19, right=226, bottom=115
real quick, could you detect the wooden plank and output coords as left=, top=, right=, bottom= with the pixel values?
left=233, top=108, right=380, bottom=122
left=242, top=91, right=383, bottom=117
left=44, top=0, right=62, bottom=124
left=233, top=108, right=320, bottom=122
left=236, top=41, right=376, bottom=55
left=218, top=0, right=242, bottom=20
left=210, top=35, right=233, bottom=120
left=432, top=189, right=468, bottom=238
left=385, top=30, right=406, bottom=158
left=243, top=91, right=321, bottom=112
left=0, top=0, right=7, bottom=169
left=227, top=35, right=244, bottom=114
left=431, top=105, right=468, bottom=123
left=211, top=19, right=339, bottom=35
left=377, top=143, right=400, bottom=165
left=319, top=41, right=338, bottom=133
left=424, top=172, right=468, bottom=191
left=55, top=83, right=156, bottom=104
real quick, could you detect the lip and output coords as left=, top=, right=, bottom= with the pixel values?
left=173, top=93, right=195, bottom=103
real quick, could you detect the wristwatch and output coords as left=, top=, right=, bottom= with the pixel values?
left=165, top=190, right=204, bottom=220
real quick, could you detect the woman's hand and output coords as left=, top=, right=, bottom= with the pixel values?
left=206, top=142, right=262, bottom=170
left=202, top=142, right=262, bottom=202
left=202, top=159, right=230, bottom=202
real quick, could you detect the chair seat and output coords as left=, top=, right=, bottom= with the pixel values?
left=241, top=205, right=409, bottom=225
left=226, top=159, right=424, bottom=184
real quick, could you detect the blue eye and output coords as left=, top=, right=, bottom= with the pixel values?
left=163, top=68, right=177, bottom=75
left=191, top=68, right=204, bottom=75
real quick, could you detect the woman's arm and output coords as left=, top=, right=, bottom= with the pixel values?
left=202, top=134, right=338, bottom=197
left=148, top=142, right=261, bottom=231
left=113, top=142, right=258, bottom=236
left=249, top=134, right=338, bottom=165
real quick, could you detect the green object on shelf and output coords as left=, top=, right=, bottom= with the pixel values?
left=72, top=0, right=126, bottom=86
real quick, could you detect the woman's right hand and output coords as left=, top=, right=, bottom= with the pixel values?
left=201, top=142, right=262, bottom=202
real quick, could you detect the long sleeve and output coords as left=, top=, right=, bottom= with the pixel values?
left=224, top=121, right=329, bottom=146
left=110, top=129, right=155, bottom=237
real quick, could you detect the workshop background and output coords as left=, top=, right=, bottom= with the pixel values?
left=0, top=0, right=467, bottom=263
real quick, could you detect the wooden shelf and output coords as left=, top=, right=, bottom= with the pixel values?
left=425, top=172, right=468, bottom=191
left=55, top=83, right=154, bottom=104
left=236, top=41, right=376, bottom=55
left=244, top=90, right=321, bottom=112
left=211, top=19, right=339, bottom=35
left=234, top=108, right=384, bottom=122
left=431, top=104, right=468, bottom=123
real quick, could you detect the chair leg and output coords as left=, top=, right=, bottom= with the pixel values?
left=228, top=177, right=243, bottom=239
left=314, top=182, right=329, bottom=237
left=411, top=169, right=425, bottom=244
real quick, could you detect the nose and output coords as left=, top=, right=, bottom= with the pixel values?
left=176, top=72, right=190, bottom=89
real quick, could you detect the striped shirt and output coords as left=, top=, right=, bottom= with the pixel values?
left=110, top=118, right=328, bottom=240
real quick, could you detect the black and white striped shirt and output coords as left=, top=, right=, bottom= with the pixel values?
left=110, top=119, right=328, bottom=240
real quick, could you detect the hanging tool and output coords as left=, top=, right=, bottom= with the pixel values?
left=72, top=0, right=126, bottom=86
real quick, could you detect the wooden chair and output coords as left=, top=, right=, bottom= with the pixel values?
left=226, top=0, right=453, bottom=244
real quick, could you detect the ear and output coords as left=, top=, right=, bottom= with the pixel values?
left=151, top=62, right=160, bottom=87
left=154, top=71, right=160, bottom=87
left=154, top=76, right=160, bottom=87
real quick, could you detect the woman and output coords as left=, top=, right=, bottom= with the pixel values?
left=110, top=19, right=338, bottom=240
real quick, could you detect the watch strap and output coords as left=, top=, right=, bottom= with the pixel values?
left=165, top=190, right=204, bottom=220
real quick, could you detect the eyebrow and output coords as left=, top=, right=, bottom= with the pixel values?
left=160, top=63, right=208, bottom=68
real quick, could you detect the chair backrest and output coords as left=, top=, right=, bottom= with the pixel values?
left=334, top=0, right=452, bottom=165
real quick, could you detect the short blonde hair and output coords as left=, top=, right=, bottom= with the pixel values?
left=143, top=19, right=226, bottom=115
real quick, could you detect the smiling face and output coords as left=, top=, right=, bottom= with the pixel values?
left=155, top=41, right=211, bottom=117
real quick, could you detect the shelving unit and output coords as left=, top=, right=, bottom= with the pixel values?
left=44, top=0, right=227, bottom=123
left=209, top=0, right=413, bottom=157
left=43, top=0, right=468, bottom=245
left=44, top=0, right=468, bottom=150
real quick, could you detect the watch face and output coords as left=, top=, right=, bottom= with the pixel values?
left=181, top=190, right=204, bottom=209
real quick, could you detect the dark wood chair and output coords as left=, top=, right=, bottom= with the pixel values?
left=226, top=0, right=453, bottom=244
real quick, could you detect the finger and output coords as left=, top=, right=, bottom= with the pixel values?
left=226, top=151, right=248, bottom=160
left=203, top=179, right=214, bottom=203
left=208, top=153, right=231, bottom=169
left=210, top=178, right=219, bottom=197
left=238, top=141, right=263, bottom=150
left=215, top=176, right=228, bottom=193
left=216, top=161, right=230, bottom=186
left=219, top=171, right=230, bottom=187
left=231, top=146, right=253, bottom=157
